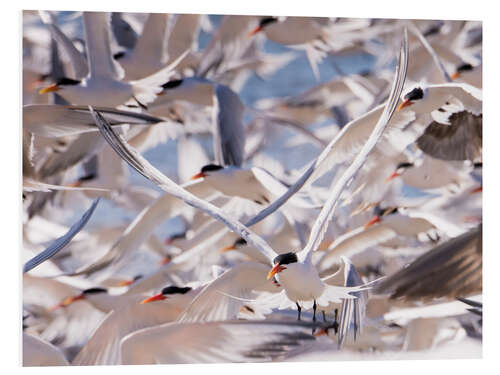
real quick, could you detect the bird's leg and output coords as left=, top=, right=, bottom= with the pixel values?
left=332, top=308, right=339, bottom=335
left=322, top=310, right=327, bottom=322
left=296, top=302, right=302, bottom=321
left=312, top=300, right=318, bottom=335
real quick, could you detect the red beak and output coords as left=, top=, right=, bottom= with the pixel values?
left=364, top=215, right=381, bottom=229
left=450, top=71, right=460, bottom=80
left=140, top=293, right=167, bottom=304
left=397, top=98, right=413, bottom=111
left=248, top=25, right=263, bottom=37
left=470, top=186, right=482, bottom=194
left=190, top=172, right=205, bottom=180
left=385, top=171, right=400, bottom=182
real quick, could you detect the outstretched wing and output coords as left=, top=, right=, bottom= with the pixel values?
left=300, top=28, right=409, bottom=259
left=23, top=198, right=100, bottom=273
left=91, top=107, right=278, bottom=264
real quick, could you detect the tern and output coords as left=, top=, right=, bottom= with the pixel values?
left=89, top=28, right=408, bottom=322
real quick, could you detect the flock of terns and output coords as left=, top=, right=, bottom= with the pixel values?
left=22, top=11, right=482, bottom=366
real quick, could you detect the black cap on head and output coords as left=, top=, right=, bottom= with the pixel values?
left=273, top=252, right=298, bottom=265
left=201, top=164, right=224, bottom=173
left=259, top=17, right=278, bottom=28
left=234, top=238, right=247, bottom=247
left=161, top=79, right=184, bottom=90
left=404, top=87, right=424, bottom=102
left=375, top=206, right=398, bottom=217
left=457, top=63, right=473, bottom=73
left=82, top=287, right=107, bottom=295
left=161, top=286, right=192, bottom=296
left=78, top=172, right=98, bottom=182
left=396, top=162, right=414, bottom=170
left=113, top=51, right=126, bottom=60
left=55, top=77, right=81, bottom=86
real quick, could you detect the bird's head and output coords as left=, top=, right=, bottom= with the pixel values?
left=220, top=237, right=247, bottom=253
left=39, top=77, right=81, bottom=94
left=397, top=86, right=425, bottom=111
left=248, top=17, right=279, bottom=37
left=117, top=274, right=143, bottom=287
left=267, top=252, right=298, bottom=280
left=364, top=206, right=398, bottom=229
left=50, top=287, right=108, bottom=311
left=140, top=285, right=192, bottom=304
left=451, top=62, right=474, bottom=80
left=190, top=164, right=224, bottom=180
left=66, top=171, right=98, bottom=188
left=385, top=161, right=415, bottom=182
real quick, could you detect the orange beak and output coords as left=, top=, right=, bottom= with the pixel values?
left=66, top=179, right=82, bottom=188
left=190, top=172, right=205, bottom=180
left=50, top=294, right=85, bottom=311
left=385, top=171, right=400, bottom=182
left=266, top=263, right=286, bottom=280
left=158, top=256, right=171, bottom=266
left=313, top=328, right=328, bottom=337
left=117, top=279, right=135, bottom=287
left=220, top=244, right=236, bottom=253
left=140, top=293, right=167, bottom=304
left=39, top=83, right=60, bottom=94
left=397, top=98, right=413, bottom=111
left=364, top=215, right=381, bottom=229
left=248, top=25, right=263, bottom=37
left=450, top=71, right=460, bottom=80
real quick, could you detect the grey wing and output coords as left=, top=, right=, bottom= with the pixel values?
left=38, top=132, right=106, bottom=179
left=23, top=198, right=100, bottom=273
left=38, top=10, right=89, bottom=79
left=91, top=106, right=278, bottom=264
left=416, top=111, right=482, bottom=161
left=337, top=257, right=367, bottom=347
left=374, top=224, right=482, bottom=300
left=23, top=105, right=163, bottom=137
left=120, top=320, right=324, bottom=364
left=212, top=84, right=246, bottom=167
left=72, top=300, right=181, bottom=365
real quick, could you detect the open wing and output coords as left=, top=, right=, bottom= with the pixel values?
left=23, top=198, right=100, bottom=273
left=300, top=28, right=409, bottom=259
left=91, top=107, right=278, bottom=265
left=374, top=224, right=482, bottom=300
left=120, top=320, right=323, bottom=364
left=23, top=105, right=163, bottom=137
left=38, top=10, right=88, bottom=79
left=212, top=84, right=246, bottom=167
left=83, top=12, right=124, bottom=80
left=72, top=297, right=181, bottom=365
left=178, top=262, right=274, bottom=322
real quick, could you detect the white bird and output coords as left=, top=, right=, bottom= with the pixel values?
left=38, top=12, right=186, bottom=107
left=88, top=28, right=407, bottom=322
